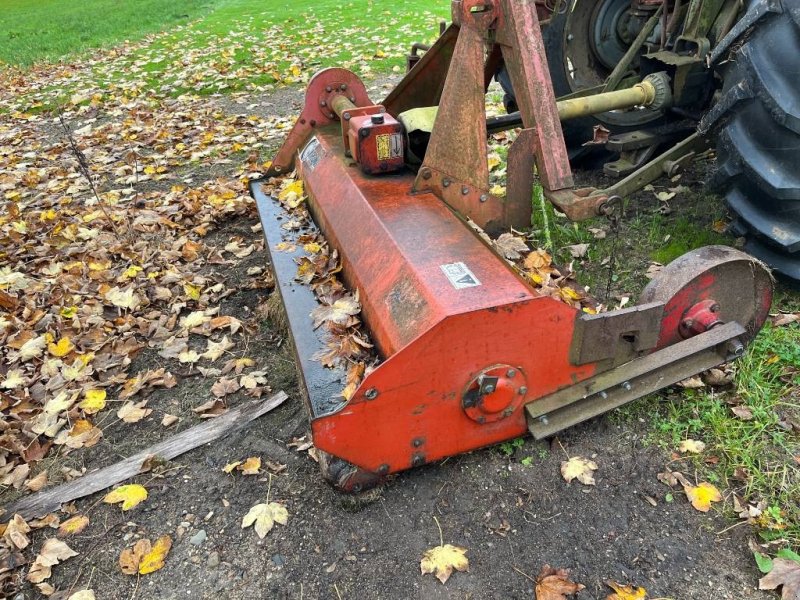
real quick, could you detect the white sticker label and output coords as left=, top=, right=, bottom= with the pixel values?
left=440, top=262, right=481, bottom=289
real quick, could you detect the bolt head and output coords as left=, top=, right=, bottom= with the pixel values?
left=518, top=386, right=528, bottom=395
left=420, top=167, right=432, bottom=180
left=483, top=384, right=496, bottom=394
left=461, top=186, right=469, bottom=195
left=442, top=178, right=451, bottom=188
left=503, top=408, right=513, bottom=417
left=325, top=85, right=332, bottom=92
left=479, top=194, right=488, bottom=203
left=340, top=83, right=347, bottom=90
left=506, top=369, right=516, bottom=378
left=365, top=388, right=378, bottom=399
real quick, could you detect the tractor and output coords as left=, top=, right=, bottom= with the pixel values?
left=251, top=0, right=794, bottom=491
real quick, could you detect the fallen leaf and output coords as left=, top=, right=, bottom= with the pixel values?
left=202, top=335, right=233, bottom=361
left=48, top=336, right=74, bottom=357
left=211, top=376, right=240, bottom=397
left=731, top=405, right=754, bottom=420
left=420, top=544, right=469, bottom=584
left=683, top=481, right=722, bottom=512
left=560, top=456, right=598, bottom=485
left=311, top=296, right=360, bottom=329
left=494, top=233, right=529, bottom=260
left=677, top=375, right=705, bottom=388
left=239, top=456, right=261, bottom=475
left=4, top=514, right=32, bottom=549
left=606, top=580, right=648, bottom=599
left=25, top=471, right=48, bottom=492
left=117, top=400, right=152, bottom=423
left=119, top=538, right=150, bottom=575
left=26, top=538, right=78, bottom=583
left=678, top=439, right=706, bottom=454
left=535, top=565, right=584, bottom=599
left=68, top=590, right=96, bottom=600
left=58, top=515, right=90, bottom=537
left=79, top=389, right=107, bottom=414
left=566, top=243, right=589, bottom=258
left=138, top=535, right=172, bottom=574
left=162, top=414, right=178, bottom=426
left=759, top=558, right=800, bottom=599
left=104, top=484, right=148, bottom=510
left=241, top=502, right=289, bottom=538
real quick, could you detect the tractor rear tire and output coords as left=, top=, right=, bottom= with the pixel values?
left=705, top=2, right=800, bottom=282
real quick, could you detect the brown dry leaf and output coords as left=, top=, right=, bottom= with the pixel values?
left=193, top=398, right=227, bottom=417
left=117, top=400, right=152, bottom=423
left=58, top=515, right=90, bottom=537
left=239, top=456, right=261, bottom=475
left=310, top=295, right=360, bottom=329
left=119, top=538, right=150, bottom=575
left=162, top=414, right=178, bottom=427
left=419, top=544, right=469, bottom=584
left=211, top=376, right=240, bottom=397
left=683, top=481, right=722, bottom=512
left=773, top=313, right=800, bottom=327
left=731, top=405, right=754, bottom=420
left=560, top=456, right=597, bottom=485
left=4, top=514, right=32, bottom=549
left=25, top=470, right=48, bottom=492
left=26, top=538, right=78, bottom=583
left=202, top=335, right=233, bottom=361
left=67, top=590, right=96, bottom=600
left=103, top=484, right=148, bottom=510
left=566, top=243, right=589, bottom=258
left=241, top=502, right=289, bottom=538
left=341, top=362, right=365, bottom=401
left=759, top=558, right=800, bottom=599
left=494, top=233, right=529, bottom=260
left=606, top=580, right=648, bottom=599
left=535, top=565, right=584, bottom=599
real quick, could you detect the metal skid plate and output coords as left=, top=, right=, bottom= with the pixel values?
left=251, top=181, right=348, bottom=420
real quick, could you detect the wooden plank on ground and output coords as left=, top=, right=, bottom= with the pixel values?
left=6, top=391, right=288, bottom=520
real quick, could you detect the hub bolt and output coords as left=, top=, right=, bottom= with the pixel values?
left=621, top=381, right=632, bottom=391
left=325, top=85, right=332, bottom=92
left=442, top=178, right=451, bottom=188
left=420, top=167, right=432, bottom=180
left=340, top=83, right=347, bottom=90
left=483, top=384, right=496, bottom=394
left=518, top=386, right=528, bottom=395
left=365, top=388, right=378, bottom=399
left=461, top=186, right=469, bottom=195
left=479, top=194, right=488, bottom=202
left=507, top=369, right=516, bottom=378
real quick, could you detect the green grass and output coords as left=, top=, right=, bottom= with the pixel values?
left=0, top=0, right=222, bottom=66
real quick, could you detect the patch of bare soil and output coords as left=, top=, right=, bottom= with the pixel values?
left=6, top=81, right=769, bottom=600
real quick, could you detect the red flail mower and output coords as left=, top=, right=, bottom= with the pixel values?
left=252, top=0, right=775, bottom=491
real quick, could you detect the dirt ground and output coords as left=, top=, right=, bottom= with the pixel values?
left=5, top=77, right=774, bottom=600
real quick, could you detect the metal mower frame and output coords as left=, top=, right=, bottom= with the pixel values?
left=252, top=0, right=775, bottom=492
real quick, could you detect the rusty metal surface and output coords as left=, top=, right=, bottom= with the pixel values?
left=265, top=68, right=373, bottom=177
left=639, top=245, right=773, bottom=349
left=527, top=321, right=747, bottom=439
left=569, top=302, right=664, bottom=367
left=497, top=0, right=573, bottom=192
left=382, top=25, right=458, bottom=117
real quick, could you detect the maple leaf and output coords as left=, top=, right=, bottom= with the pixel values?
left=211, top=376, right=240, bottom=397
left=683, top=481, right=722, bottom=512
left=759, top=558, right=800, bottom=599
left=117, top=400, right=152, bottom=423
left=119, top=539, right=150, bottom=575
left=48, top=336, right=75, bottom=357
left=494, top=232, right=529, bottom=260
left=535, top=565, right=584, bottom=599
left=27, top=538, right=78, bottom=583
left=678, top=439, right=706, bottom=454
left=19, top=335, right=47, bottom=361
left=560, top=456, right=598, bottom=485
left=310, top=295, right=360, bottom=329
left=79, top=389, right=107, bottom=414
left=104, top=484, right=148, bottom=510
left=178, top=349, right=201, bottom=364
left=1, top=368, right=26, bottom=389
left=202, top=335, right=233, bottom=361
left=606, top=580, right=648, bottom=599
left=58, top=515, right=90, bottom=537
left=138, top=535, right=172, bottom=574
left=420, top=544, right=469, bottom=583
left=241, top=502, right=289, bottom=538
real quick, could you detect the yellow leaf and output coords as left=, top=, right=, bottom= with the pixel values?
left=222, top=460, right=242, bottom=474
left=560, top=456, right=598, bottom=485
left=122, top=265, right=142, bottom=279
left=489, top=184, right=506, bottom=197
left=143, top=165, right=157, bottom=175
left=138, top=535, right=172, bottom=574
left=303, top=242, right=322, bottom=254
left=60, top=306, right=77, bottom=318
left=104, top=484, right=148, bottom=510
left=183, top=283, right=201, bottom=301
left=487, top=152, right=502, bottom=171
left=58, top=515, right=90, bottom=536
left=241, top=502, right=289, bottom=538
left=606, top=581, right=648, bottom=600
left=79, top=389, right=107, bottom=414
left=684, top=481, right=722, bottom=512
left=420, top=544, right=469, bottom=584
left=278, top=180, right=303, bottom=202
left=48, top=337, right=75, bottom=357
left=239, top=456, right=261, bottom=475
left=678, top=439, right=706, bottom=454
